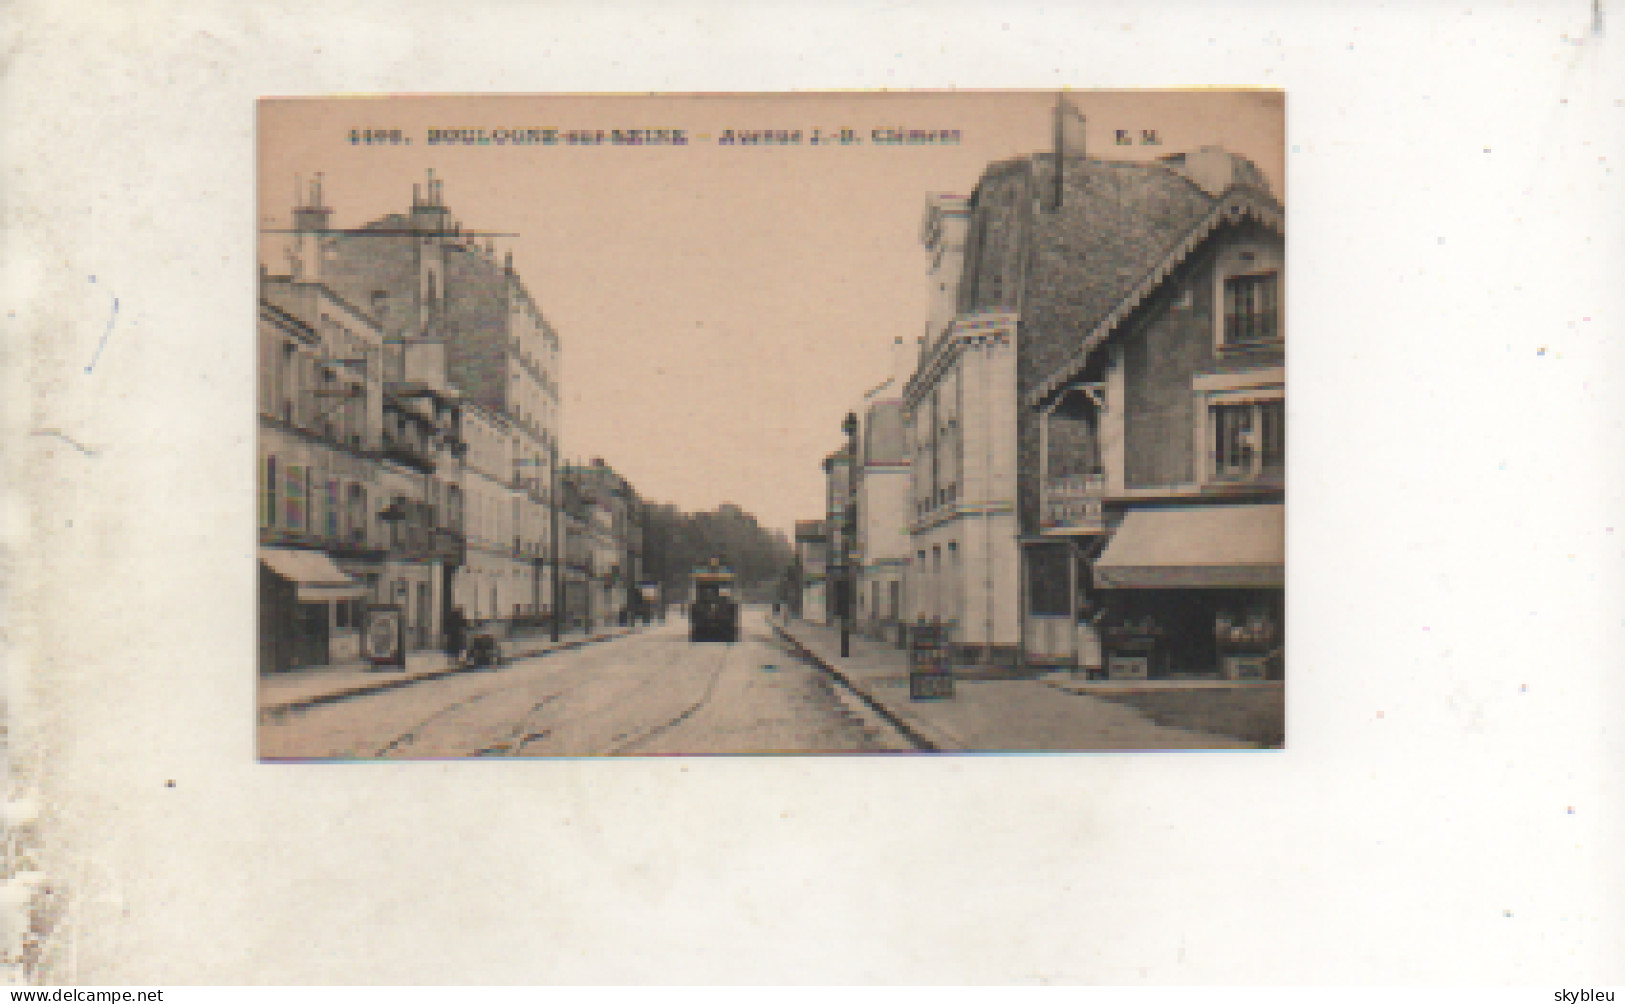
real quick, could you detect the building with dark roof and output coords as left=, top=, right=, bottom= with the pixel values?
left=902, top=109, right=1283, bottom=673
left=1019, top=148, right=1285, bottom=678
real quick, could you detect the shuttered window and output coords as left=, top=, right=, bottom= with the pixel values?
left=1223, top=272, right=1279, bottom=344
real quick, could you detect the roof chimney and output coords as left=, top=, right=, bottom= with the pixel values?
left=291, top=172, right=332, bottom=233
left=1051, top=94, right=1087, bottom=210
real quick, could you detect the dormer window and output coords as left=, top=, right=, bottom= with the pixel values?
left=1223, top=271, right=1279, bottom=345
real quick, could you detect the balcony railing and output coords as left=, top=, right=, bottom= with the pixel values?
left=1040, top=472, right=1108, bottom=532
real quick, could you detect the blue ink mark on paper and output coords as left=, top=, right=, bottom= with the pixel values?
left=31, top=429, right=97, bottom=456
left=85, top=285, right=120, bottom=374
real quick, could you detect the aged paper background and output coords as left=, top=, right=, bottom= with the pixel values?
left=8, top=0, right=1624, bottom=985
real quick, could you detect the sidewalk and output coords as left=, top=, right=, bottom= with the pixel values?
left=773, top=617, right=1261, bottom=751
left=259, top=625, right=636, bottom=717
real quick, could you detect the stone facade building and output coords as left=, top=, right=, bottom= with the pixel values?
left=562, top=459, right=643, bottom=629
left=903, top=193, right=1022, bottom=666
left=257, top=271, right=464, bottom=671
left=456, top=399, right=552, bottom=624
left=853, top=339, right=915, bottom=643
left=280, top=170, right=563, bottom=642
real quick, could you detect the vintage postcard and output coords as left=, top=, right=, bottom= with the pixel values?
left=255, top=91, right=1285, bottom=759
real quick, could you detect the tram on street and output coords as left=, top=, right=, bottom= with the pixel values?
left=688, top=561, right=740, bottom=643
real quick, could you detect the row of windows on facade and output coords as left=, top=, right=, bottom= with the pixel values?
left=913, top=540, right=964, bottom=622
left=896, top=401, right=1283, bottom=516
left=510, top=349, right=560, bottom=400
left=258, top=456, right=457, bottom=543
left=505, top=399, right=555, bottom=447
left=469, top=493, right=553, bottom=555
left=912, top=413, right=963, bottom=517
left=462, top=431, right=553, bottom=497
left=258, top=456, right=566, bottom=560
left=1040, top=399, right=1284, bottom=490
left=260, top=338, right=462, bottom=470
left=260, top=339, right=375, bottom=445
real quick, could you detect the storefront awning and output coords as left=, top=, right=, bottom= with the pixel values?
left=259, top=547, right=366, bottom=603
left=1094, top=504, right=1283, bottom=589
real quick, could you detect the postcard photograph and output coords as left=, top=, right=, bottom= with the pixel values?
left=255, top=90, right=1286, bottom=759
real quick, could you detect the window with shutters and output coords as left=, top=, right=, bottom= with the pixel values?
left=1222, top=271, right=1280, bottom=346
left=261, top=455, right=277, bottom=529
left=324, top=480, right=340, bottom=538
left=284, top=464, right=308, bottom=531
left=348, top=484, right=367, bottom=544
left=1210, top=400, right=1285, bottom=483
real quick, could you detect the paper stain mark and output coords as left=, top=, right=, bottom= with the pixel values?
left=84, top=275, right=120, bottom=374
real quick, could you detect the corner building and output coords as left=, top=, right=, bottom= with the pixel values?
left=904, top=193, right=1022, bottom=668
left=1023, top=148, right=1284, bottom=678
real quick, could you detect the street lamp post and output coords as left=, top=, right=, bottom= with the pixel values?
left=841, top=411, right=859, bottom=659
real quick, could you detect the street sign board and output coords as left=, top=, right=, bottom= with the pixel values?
left=907, top=623, right=955, bottom=700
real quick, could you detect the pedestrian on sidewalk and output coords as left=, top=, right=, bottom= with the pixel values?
left=444, top=606, right=468, bottom=666
left=1076, top=598, right=1108, bottom=680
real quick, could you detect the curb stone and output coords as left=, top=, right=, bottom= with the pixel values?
left=771, top=621, right=964, bottom=752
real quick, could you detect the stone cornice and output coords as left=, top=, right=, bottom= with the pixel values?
left=904, top=310, right=1019, bottom=408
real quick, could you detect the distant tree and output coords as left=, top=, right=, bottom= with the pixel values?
left=640, top=502, right=793, bottom=600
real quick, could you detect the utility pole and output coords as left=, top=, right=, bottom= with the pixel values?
left=841, top=411, right=858, bottom=658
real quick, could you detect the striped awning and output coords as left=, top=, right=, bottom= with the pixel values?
left=1094, top=504, right=1284, bottom=590
left=260, top=547, right=366, bottom=603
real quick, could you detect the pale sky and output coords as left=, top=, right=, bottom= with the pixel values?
left=259, top=92, right=1283, bottom=537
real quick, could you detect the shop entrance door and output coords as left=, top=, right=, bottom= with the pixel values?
left=291, top=602, right=329, bottom=669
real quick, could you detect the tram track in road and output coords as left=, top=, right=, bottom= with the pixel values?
left=459, top=625, right=702, bottom=757
left=292, top=614, right=903, bottom=758
left=602, top=639, right=734, bottom=756
left=493, top=629, right=723, bottom=757
left=262, top=629, right=638, bottom=726
left=373, top=650, right=653, bottom=759
left=470, top=692, right=567, bottom=757
left=354, top=631, right=648, bottom=758
left=371, top=691, right=497, bottom=758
